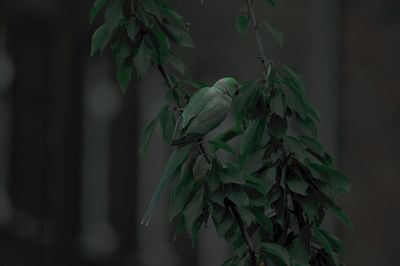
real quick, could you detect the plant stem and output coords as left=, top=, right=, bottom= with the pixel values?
left=225, top=199, right=257, bottom=266
left=244, top=0, right=271, bottom=81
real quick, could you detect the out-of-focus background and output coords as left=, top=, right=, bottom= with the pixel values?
left=0, top=0, right=399, bottom=265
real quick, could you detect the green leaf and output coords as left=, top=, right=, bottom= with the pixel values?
left=160, top=4, right=186, bottom=29
left=300, top=136, right=325, bottom=158
left=91, top=24, right=112, bottom=56
left=208, top=140, right=235, bottom=155
left=159, top=107, right=176, bottom=144
left=325, top=202, right=353, bottom=229
left=287, top=177, right=309, bottom=196
left=289, top=233, right=312, bottom=265
left=90, top=0, right=108, bottom=24
left=226, top=185, right=249, bottom=207
left=308, top=163, right=351, bottom=193
left=251, top=208, right=273, bottom=235
left=268, top=114, right=287, bottom=139
left=260, top=242, right=291, bottom=266
left=167, top=52, right=185, bottom=74
left=192, top=154, right=208, bottom=180
left=142, top=0, right=162, bottom=21
left=104, top=0, right=124, bottom=31
left=262, top=0, right=277, bottom=7
left=221, top=164, right=245, bottom=185
left=280, top=64, right=306, bottom=95
left=313, top=228, right=339, bottom=266
left=133, top=39, right=152, bottom=79
left=245, top=175, right=268, bottom=195
left=261, top=20, right=285, bottom=48
left=116, top=61, right=133, bottom=93
left=286, top=86, right=307, bottom=120
left=160, top=23, right=194, bottom=48
left=319, top=230, right=346, bottom=254
left=270, top=93, right=287, bottom=118
left=183, top=187, right=205, bottom=236
left=236, top=15, right=251, bottom=36
left=214, top=211, right=234, bottom=237
left=283, top=136, right=306, bottom=159
left=207, top=159, right=222, bottom=192
left=139, top=117, right=159, bottom=156
left=168, top=181, right=195, bottom=221
left=240, top=120, right=265, bottom=167
left=127, top=20, right=140, bottom=42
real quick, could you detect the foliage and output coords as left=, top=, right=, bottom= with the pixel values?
left=90, top=0, right=352, bottom=265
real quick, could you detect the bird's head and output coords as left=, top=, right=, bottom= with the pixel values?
left=214, top=77, right=239, bottom=97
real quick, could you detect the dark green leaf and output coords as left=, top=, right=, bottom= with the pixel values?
left=207, top=159, right=222, bottom=192
left=319, top=229, right=347, bottom=254
left=262, top=0, right=277, bottom=7
left=183, top=187, right=204, bottom=236
left=289, top=233, right=312, bottom=265
left=236, top=15, right=250, bottom=36
left=221, top=164, right=245, bottom=185
left=270, top=93, right=286, bottom=118
left=226, top=185, right=249, bottom=207
left=90, top=0, right=108, bottom=24
left=268, top=114, right=287, bottom=139
left=116, top=61, right=133, bottom=93
left=251, top=208, right=273, bottom=235
left=260, top=242, right=291, bottom=266
left=287, top=177, right=309, bottom=196
left=208, top=140, right=235, bottom=155
left=192, top=154, right=208, bottom=180
left=160, top=23, right=194, bottom=48
left=308, top=163, right=351, bottom=193
left=127, top=20, right=140, bottom=42
left=325, top=202, right=353, bottom=229
left=168, top=181, right=195, bottom=221
left=168, top=52, right=185, bottom=74
left=133, top=39, right=152, bottom=79
left=159, top=107, right=176, bottom=144
left=261, top=20, right=285, bottom=48
left=104, top=0, right=124, bottom=30
left=91, top=24, right=112, bottom=56
left=313, top=228, right=339, bottom=266
left=142, top=0, right=162, bottom=21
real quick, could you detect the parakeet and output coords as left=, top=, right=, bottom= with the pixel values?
left=172, top=77, right=239, bottom=146
left=141, top=77, right=239, bottom=226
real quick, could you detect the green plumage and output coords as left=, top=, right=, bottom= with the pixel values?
left=173, top=77, right=239, bottom=145
left=142, top=77, right=238, bottom=225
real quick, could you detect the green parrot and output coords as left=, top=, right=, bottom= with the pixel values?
left=141, top=77, right=239, bottom=226
left=172, top=77, right=239, bottom=146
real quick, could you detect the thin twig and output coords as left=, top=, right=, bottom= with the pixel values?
left=225, top=199, right=257, bottom=266
left=244, top=0, right=271, bottom=81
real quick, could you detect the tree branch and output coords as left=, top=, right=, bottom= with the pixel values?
left=244, top=0, right=271, bottom=81
left=225, top=199, right=257, bottom=266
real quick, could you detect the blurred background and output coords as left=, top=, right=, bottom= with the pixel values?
left=0, top=0, right=399, bottom=265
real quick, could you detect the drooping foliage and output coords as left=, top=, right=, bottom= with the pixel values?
left=90, top=0, right=352, bottom=265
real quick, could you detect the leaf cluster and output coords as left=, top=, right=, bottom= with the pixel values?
left=90, top=1, right=352, bottom=266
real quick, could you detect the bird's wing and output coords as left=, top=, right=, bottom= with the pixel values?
left=186, top=93, right=231, bottom=135
left=141, top=144, right=192, bottom=226
left=182, top=87, right=212, bottom=128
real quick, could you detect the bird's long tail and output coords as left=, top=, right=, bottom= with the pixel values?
left=141, top=144, right=192, bottom=226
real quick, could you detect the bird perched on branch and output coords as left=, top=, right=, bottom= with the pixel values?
left=141, top=77, right=239, bottom=226
left=171, top=77, right=239, bottom=146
